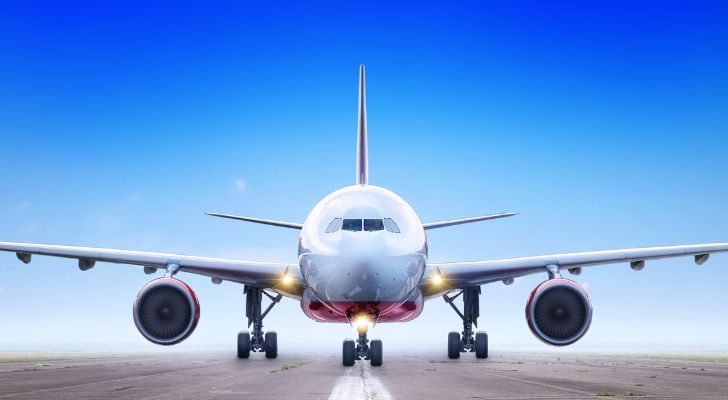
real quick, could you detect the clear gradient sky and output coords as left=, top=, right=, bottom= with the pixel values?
left=1, top=2, right=727, bottom=353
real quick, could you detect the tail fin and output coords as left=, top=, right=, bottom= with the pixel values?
left=356, top=64, right=368, bottom=185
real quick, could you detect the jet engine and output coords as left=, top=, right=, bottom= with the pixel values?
left=133, top=277, right=200, bottom=345
left=525, top=278, right=592, bottom=346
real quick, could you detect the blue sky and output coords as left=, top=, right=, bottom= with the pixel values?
left=1, top=1, right=727, bottom=352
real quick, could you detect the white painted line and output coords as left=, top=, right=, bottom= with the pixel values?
left=328, top=363, right=394, bottom=400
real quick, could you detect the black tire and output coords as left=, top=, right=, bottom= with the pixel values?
left=237, top=331, right=251, bottom=359
left=342, top=339, right=355, bottom=366
left=448, top=331, right=461, bottom=359
left=475, top=331, right=488, bottom=359
left=370, top=339, right=383, bottom=366
left=264, top=331, right=278, bottom=359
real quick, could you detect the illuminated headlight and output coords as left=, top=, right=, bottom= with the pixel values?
left=281, top=273, right=293, bottom=285
left=353, top=314, right=371, bottom=334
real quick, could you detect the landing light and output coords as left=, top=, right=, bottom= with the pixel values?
left=431, top=273, right=444, bottom=286
left=353, top=314, right=371, bottom=334
left=281, top=273, right=293, bottom=285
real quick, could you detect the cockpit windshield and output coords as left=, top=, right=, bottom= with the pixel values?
left=329, top=218, right=400, bottom=233
left=341, top=219, right=363, bottom=232
left=363, top=219, right=384, bottom=231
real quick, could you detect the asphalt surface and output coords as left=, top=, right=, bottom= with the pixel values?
left=1, top=351, right=727, bottom=399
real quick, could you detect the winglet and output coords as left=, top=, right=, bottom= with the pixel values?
left=356, top=64, right=368, bottom=185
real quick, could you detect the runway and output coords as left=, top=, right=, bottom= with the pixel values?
left=1, top=351, right=727, bottom=399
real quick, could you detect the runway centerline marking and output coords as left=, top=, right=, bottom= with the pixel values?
left=328, top=363, right=393, bottom=400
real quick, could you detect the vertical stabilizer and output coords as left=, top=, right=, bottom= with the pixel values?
left=356, top=64, right=368, bottom=185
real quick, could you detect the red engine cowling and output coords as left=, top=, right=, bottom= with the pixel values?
left=133, top=278, right=200, bottom=345
left=526, top=278, right=592, bottom=346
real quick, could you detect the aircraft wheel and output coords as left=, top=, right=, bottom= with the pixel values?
left=237, top=331, right=251, bottom=359
left=264, top=331, right=278, bottom=359
left=343, top=339, right=356, bottom=366
left=475, top=331, right=488, bottom=359
left=370, top=339, right=383, bottom=366
left=448, top=331, right=461, bottom=359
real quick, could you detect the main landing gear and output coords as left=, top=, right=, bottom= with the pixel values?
left=238, top=286, right=282, bottom=359
left=342, top=315, right=383, bottom=367
left=444, top=286, right=488, bottom=359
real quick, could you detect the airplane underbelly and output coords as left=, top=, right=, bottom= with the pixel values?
left=301, top=287, right=424, bottom=323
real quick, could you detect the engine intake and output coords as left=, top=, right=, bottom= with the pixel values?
left=133, top=278, right=200, bottom=345
left=526, top=278, right=592, bottom=346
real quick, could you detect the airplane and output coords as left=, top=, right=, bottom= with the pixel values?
left=2, top=65, right=727, bottom=367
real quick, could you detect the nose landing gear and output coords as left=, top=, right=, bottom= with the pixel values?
left=444, top=286, right=488, bottom=359
left=342, top=331, right=383, bottom=366
left=342, top=314, right=383, bottom=366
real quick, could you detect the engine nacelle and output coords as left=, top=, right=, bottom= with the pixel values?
left=526, top=278, right=592, bottom=346
left=133, top=278, right=200, bottom=345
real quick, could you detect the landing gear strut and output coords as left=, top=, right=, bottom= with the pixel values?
left=444, top=286, right=488, bottom=359
left=238, top=285, right=281, bottom=359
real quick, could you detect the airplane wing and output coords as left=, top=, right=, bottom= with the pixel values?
left=0, top=241, right=305, bottom=297
left=423, top=243, right=728, bottom=296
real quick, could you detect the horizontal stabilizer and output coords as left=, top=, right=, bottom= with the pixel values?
left=423, top=212, right=518, bottom=230
left=206, top=213, right=303, bottom=230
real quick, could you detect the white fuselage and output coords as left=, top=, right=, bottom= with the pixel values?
left=298, top=185, right=428, bottom=323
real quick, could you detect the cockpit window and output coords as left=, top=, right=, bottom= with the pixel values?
left=363, top=219, right=384, bottom=232
left=341, top=218, right=363, bottom=232
left=325, top=218, right=343, bottom=233
left=328, top=218, right=400, bottom=233
left=383, top=218, right=400, bottom=233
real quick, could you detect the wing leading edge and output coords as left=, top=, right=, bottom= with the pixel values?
left=0, top=241, right=305, bottom=297
left=424, top=242, right=728, bottom=296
